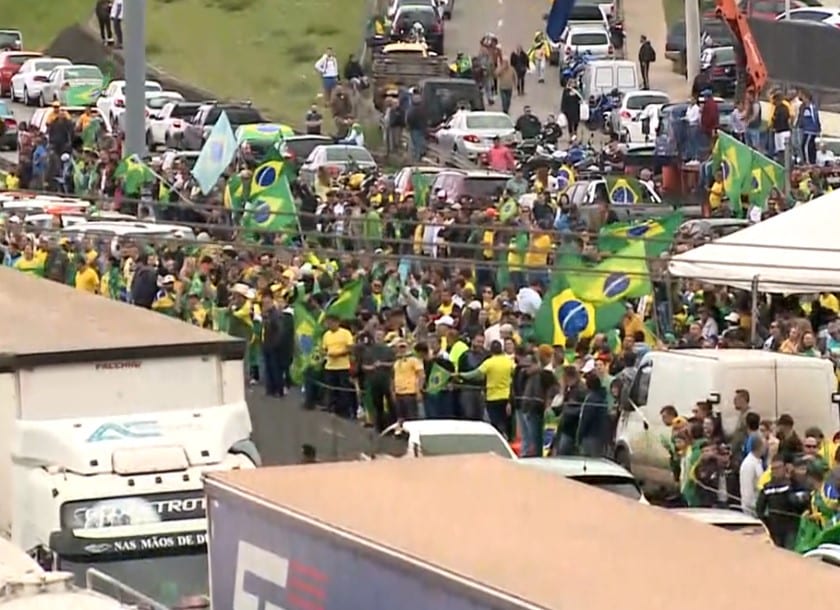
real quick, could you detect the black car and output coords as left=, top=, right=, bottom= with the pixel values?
left=182, top=102, right=265, bottom=151
left=281, top=135, right=333, bottom=165
left=418, top=77, right=484, bottom=127
left=700, top=46, right=737, bottom=97
left=665, top=19, right=734, bottom=72
left=392, top=5, right=444, bottom=54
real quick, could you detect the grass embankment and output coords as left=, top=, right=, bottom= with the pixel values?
left=8, top=0, right=369, bottom=125
left=663, top=0, right=684, bottom=26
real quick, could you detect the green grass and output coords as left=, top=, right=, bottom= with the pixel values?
left=5, top=0, right=92, bottom=50
left=663, top=0, right=684, bottom=26
left=7, top=0, right=369, bottom=125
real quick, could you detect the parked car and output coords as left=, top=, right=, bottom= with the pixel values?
left=279, top=135, right=334, bottom=166
left=9, top=56, right=71, bottom=105
left=392, top=5, right=444, bottom=54
left=0, top=100, right=17, bottom=150
left=96, top=79, right=163, bottom=130
left=433, top=110, right=517, bottom=162
left=776, top=6, right=840, bottom=25
left=429, top=168, right=511, bottom=205
left=144, top=92, right=186, bottom=149
left=392, top=165, right=445, bottom=200
left=146, top=101, right=202, bottom=150
left=39, top=64, right=104, bottom=107
left=182, top=102, right=265, bottom=150
left=699, top=46, right=737, bottom=97
left=30, top=106, right=110, bottom=136
left=386, top=0, right=443, bottom=20
left=560, top=25, right=613, bottom=60
left=0, top=30, right=22, bottom=52
left=517, top=457, right=649, bottom=503
left=417, top=77, right=484, bottom=127
left=665, top=19, right=734, bottom=70
left=377, top=420, right=517, bottom=459
left=608, top=89, right=670, bottom=141
left=549, top=2, right=610, bottom=64
left=298, top=144, right=377, bottom=186
left=0, top=51, right=41, bottom=96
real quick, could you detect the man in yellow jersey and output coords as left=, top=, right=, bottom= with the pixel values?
left=391, top=339, right=424, bottom=424
left=458, top=340, right=514, bottom=439
left=14, top=241, right=45, bottom=277
left=322, top=314, right=355, bottom=418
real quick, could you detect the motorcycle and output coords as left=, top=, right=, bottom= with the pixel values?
left=560, top=51, right=591, bottom=87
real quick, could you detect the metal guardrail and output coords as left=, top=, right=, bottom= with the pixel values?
left=86, top=568, right=169, bottom=610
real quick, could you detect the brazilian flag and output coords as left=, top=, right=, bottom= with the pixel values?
left=605, top=176, right=645, bottom=204
left=242, top=160, right=298, bottom=234
left=533, top=288, right=595, bottom=347
left=322, top=277, right=364, bottom=321
left=410, top=172, right=431, bottom=207
left=597, top=212, right=683, bottom=256
left=114, top=154, right=154, bottom=194
left=555, top=164, right=576, bottom=193
left=565, top=240, right=651, bottom=304
left=712, top=132, right=753, bottom=202
left=224, top=173, right=246, bottom=211
left=426, top=362, right=452, bottom=395
left=498, top=197, right=518, bottom=222
left=290, top=301, right=321, bottom=385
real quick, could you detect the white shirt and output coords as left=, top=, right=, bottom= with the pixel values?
left=516, top=287, right=542, bottom=317
left=685, top=103, right=701, bottom=125
left=701, top=317, right=718, bottom=340
left=816, top=149, right=836, bottom=167
left=110, top=0, right=124, bottom=19
left=314, top=54, right=339, bottom=78
left=739, top=452, right=764, bottom=515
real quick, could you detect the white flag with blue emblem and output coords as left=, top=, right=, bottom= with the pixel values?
left=191, top=110, right=237, bottom=195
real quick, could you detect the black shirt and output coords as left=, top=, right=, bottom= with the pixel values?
left=305, top=110, right=322, bottom=135
left=515, top=114, right=541, bottom=140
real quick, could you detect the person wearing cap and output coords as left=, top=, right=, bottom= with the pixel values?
left=152, top=275, right=181, bottom=317
left=322, top=314, right=355, bottom=418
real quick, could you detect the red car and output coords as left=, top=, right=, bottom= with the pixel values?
left=0, top=51, right=41, bottom=96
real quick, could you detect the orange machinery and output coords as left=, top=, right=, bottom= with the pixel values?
left=715, top=0, right=768, bottom=97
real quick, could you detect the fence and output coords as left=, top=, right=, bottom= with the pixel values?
left=86, top=568, right=171, bottom=610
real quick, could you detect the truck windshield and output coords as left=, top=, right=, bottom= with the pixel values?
left=61, top=551, right=208, bottom=607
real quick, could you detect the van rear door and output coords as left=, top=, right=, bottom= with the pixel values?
left=775, top=358, right=839, bottom=438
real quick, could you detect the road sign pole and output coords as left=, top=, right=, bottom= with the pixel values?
left=124, top=0, right=147, bottom=158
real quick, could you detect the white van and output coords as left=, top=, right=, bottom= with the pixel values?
left=579, top=59, right=638, bottom=121
left=614, top=349, right=840, bottom=488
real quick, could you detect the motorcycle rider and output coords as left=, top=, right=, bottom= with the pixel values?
left=540, top=114, right=562, bottom=146
left=409, top=21, right=426, bottom=44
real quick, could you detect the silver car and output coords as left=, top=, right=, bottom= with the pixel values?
left=39, top=64, right=104, bottom=107
left=434, top=111, right=517, bottom=162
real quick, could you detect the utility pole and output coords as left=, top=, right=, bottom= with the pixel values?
left=685, top=0, right=701, bottom=86
left=123, top=0, right=147, bottom=158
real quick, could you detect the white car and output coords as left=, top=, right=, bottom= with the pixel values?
left=378, top=419, right=517, bottom=459
left=609, top=89, right=670, bottom=142
left=9, top=57, right=71, bottom=106
left=560, top=25, right=613, bottom=59
left=29, top=106, right=111, bottom=135
left=96, top=79, right=163, bottom=130
left=804, top=544, right=840, bottom=567
left=434, top=110, right=517, bottom=162
left=673, top=508, right=773, bottom=544
left=775, top=6, right=840, bottom=26
left=147, top=100, right=202, bottom=150
left=517, top=457, right=649, bottom=503
left=143, top=91, right=185, bottom=149
left=298, top=144, right=376, bottom=186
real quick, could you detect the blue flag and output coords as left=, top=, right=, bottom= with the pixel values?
left=546, top=0, right=576, bottom=42
left=191, top=110, right=237, bottom=195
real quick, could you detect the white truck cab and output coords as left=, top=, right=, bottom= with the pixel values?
left=0, top=267, right=257, bottom=608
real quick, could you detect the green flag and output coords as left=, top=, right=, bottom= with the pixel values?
left=564, top=240, right=651, bottom=304
left=290, top=301, right=321, bottom=385
left=597, top=212, right=683, bottom=256
left=323, top=277, right=364, bottom=321
left=744, top=150, right=785, bottom=207
left=425, top=362, right=451, bottom=395
left=604, top=176, right=646, bottom=204
left=712, top=132, right=753, bottom=202
left=82, top=116, right=102, bottom=149
left=410, top=172, right=431, bottom=207
left=115, top=154, right=154, bottom=194
left=241, top=160, right=298, bottom=235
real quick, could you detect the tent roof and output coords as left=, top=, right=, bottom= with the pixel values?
left=668, top=192, right=840, bottom=293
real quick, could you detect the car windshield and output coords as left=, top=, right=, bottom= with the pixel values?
left=626, top=94, right=669, bottom=110
left=147, top=97, right=177, bottom=109
left=61, top=552, right=207, bottom=607
left=325, top=147, right=374, bottom=163
left=570, top=475, right=643, bottom=501
left=464, top=176, right=508, bottom=198
left=170, top=104, right=200, bottom=119
left=714, top=47, right=736, bottom=63
left=570, top=32, right=608, bottom=45
left=569, top=5, right=604, bottom=20
left=0, top=32, right=21, bottom=47
left=465, top=115, right=513, bottom=130
left=398, top=8, right=437, bottom=26
left=7, top=54, right=37, bottom=66
left=65, top=67, right=102, bottom=80
left=205, top=107, right=262, bottom=125
left=34, top=60, right=67, bottom=71
left=419, top=433, right=512, bottom=458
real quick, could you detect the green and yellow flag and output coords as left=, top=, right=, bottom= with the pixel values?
left=597, top=212, right=683, bottom=256
left=605, top=176, right=646, bottom=204
left=565, top=240, right=651, bottom=304
left=426, top=362, right=452, bottom=395
left=322, top=277, right=364, bottom=321
left=242, top=160, right=298, bottom=234
left=115, top=154, right=154, bottom=194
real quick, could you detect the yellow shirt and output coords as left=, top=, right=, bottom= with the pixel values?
left=322, top=327, right=354, bottom=370
left=393, top=356, right=424, bottom=395
left=709, top=181, right=724, bottom=209
left=820, top=293, right=840, bottom=313
left=525, top=233, right=551, bottom=267
left=75, top=266, right=100, bottom=293
left=4, top=174, right=19, bottom=190
left=481, top=230, right=495, bottom=259
left=14, top=255, right=44, bottom=277
left=478, top=354, right=514, bottom=402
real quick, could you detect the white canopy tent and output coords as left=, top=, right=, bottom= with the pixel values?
left=668, top=190, right=840, bottom=293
